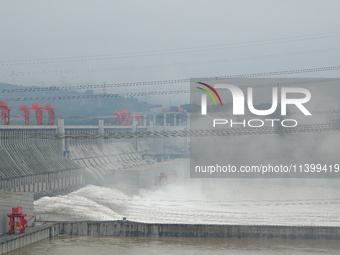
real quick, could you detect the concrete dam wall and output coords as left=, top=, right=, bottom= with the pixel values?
left=2, top=220, right=339, bottom=255
left=59, top=221, right=340, bottom=240
left=0, top=126, right=151, bottom=197
left=67, top=134, right=151, bottom=185
left=0, top=127, right=84, bottom=198
left=0, top=122, right=188, bottom=197
left=0, top=223, right=58, bottom=255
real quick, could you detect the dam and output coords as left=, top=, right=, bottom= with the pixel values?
left=0, top=117, right=188, bottom=197
left=0, top=117, right=189, bottom=229
left=1, top=117, right=340, bottom=254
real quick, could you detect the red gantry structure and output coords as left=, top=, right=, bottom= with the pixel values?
left=32, top=103, right=45, bottom=125
left=0, top=101, right=12, bottom=125
left=7, top=206, right=34, bottom=234
left=114, top=110, right=131, bottom=126
left=19, top=105, right=30, bottom=125
left=19, top=103, right=56, bottom=125
left=45, top=104, right=56, bottom=125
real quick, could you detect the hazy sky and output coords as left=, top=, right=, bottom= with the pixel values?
left=1, top=0, right=340, bottom=105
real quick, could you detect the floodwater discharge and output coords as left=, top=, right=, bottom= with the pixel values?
left=30, top=174, right=340, bottom=254
left=35, top=179, right=340, bottom=226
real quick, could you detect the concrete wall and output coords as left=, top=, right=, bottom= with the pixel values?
left=0, top=127, right=86, bottom=198
left=3, top=220, right=339, bottom=254
left=0, top=193, right=34, bottom=235
left=67, top=139, right=149, bottom=185
left=0, top=128, right=82, bottom=179
left=58, top=221, right=340, bottom=240
left=0, top=170, right=85, bottom=199
left=0, top=122, right=188, bottom=197
left=0, top=223, right=58, bottom=255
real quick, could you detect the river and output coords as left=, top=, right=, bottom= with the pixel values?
left=6, top=236, right=340, bottom=255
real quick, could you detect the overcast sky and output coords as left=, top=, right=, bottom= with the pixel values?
left=1, top=0, right=340, bottom=105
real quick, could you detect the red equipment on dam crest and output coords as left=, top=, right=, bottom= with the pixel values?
left=7, top=206, right=34, bottom=234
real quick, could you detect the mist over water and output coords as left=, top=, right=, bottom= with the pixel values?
left=35, top=178, right=340, bottom=226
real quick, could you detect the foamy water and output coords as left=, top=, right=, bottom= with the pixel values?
left=35, top=179, right=340, bottom=226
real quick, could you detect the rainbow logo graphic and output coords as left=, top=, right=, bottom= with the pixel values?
left=196, top=82, right=223, bottom=106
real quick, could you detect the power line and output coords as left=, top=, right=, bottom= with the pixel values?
left=2, top=46, right=340, bottom=76
left=2, top=88, right=340, bottom=117
left=1, top=66, right=340, bottom=95
left=190, top=109, right=340, bottom=118
left=1, top=122, right=339, bottom=140
left=2, top=83, right=340, bottom=104
left=1, top=30, right=340, bottom=65
left=50, top=107, right=340, bottom=120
